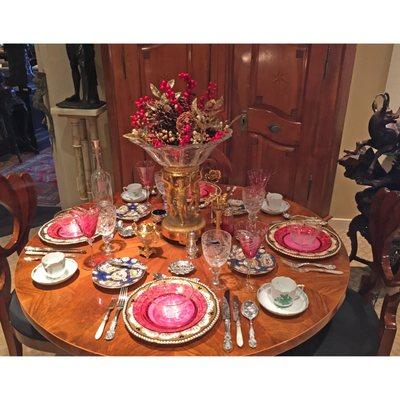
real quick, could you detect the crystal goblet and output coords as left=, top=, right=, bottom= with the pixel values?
left=201, top=229, right=232, bottom=287
left=97, top=203, right=117, bottom=255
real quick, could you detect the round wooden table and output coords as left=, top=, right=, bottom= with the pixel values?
left=15, top=192, right=350, bottom=356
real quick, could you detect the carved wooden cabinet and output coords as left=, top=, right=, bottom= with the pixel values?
left=102, top=44, right=355, bottom=215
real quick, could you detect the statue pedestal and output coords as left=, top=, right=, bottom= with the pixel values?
left=51, top=105, right=107, bottom=201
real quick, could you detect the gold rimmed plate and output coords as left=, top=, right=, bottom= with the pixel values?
left=123, top=277, right=219, bottom=345
left=265, top=220, right=341, bottom=260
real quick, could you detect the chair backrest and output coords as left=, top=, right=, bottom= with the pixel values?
left=202, top=147, right=232, bottom=183
left=0, top=172, right=37, bottom=259
left=364, top=188, right=400, bottom=355
left=368, top=188, right=400, bottom=286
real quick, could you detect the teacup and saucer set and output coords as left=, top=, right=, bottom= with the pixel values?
left=257, top=276, right=309, bottom=317
left=121, top=183, right=149, bottom=203
left=31, top=252, right=78, bottom=286
left=261, top=193, right=290, bottom=215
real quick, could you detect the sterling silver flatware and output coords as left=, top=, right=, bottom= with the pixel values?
left=241, top=300, right=259, bottom=349
left=233, top=295, right=243, bottom=348
left=291, top=267, right=343, bottom=275
left=108, top=259, right=148, bottom=271
left=24, top=250, right=77, bottom=258
left=222, top=290, right=233, bottom=352
left=95, top=297, right=117, bottom=340
left=284, top=260, right=336, bottom=270
left=25, top=246, right=86, bottom=254
left=282, top=213, right=328, bottom=226
left=23, top=256, right=42, bottom=262
left=105, top=287, right=128, bottom=341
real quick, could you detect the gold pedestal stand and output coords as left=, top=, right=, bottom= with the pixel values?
left=161, top=166, right=206, bottom=244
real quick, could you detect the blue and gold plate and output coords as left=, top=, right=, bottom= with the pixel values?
left=228, top=245, right=276, bottom=275
left=92, top=257, right=147, bottom=289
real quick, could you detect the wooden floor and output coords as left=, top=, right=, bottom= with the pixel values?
left=1, top=221, right=399, bottom=356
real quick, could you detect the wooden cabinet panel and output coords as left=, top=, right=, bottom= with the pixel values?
left=251, top=44, right=308, bottom=120
left=247, top=133, right=297, bottom=198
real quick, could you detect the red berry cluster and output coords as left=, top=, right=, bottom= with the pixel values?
left=178, top=72, right=197, bottom=102
left=199, top=82, right=218, bottom=109
left=131, top=96, right=150, bottom=129
left=159, top=80, right=183, bottom=114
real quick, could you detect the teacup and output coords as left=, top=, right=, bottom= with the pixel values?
left=123, top=183, right=142, bottom=198
left=266, top=193, right=283, bottom=211
left=41, top=252, right=66, bottom=279
left=270, top=276, right=304, bottom=308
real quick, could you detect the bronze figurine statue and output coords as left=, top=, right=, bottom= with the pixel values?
left=338, top=92, right=400, bottom=266
left=56, top=44, right=105, bottom=109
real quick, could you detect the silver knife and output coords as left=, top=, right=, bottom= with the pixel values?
left=233, top=296, right=244, bottom=348
left=221, top=290, right=233, bottom=352
left=25, top=246, right=86, bottom=254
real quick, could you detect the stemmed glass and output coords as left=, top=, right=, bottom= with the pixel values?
left=136, top=160, right=155, bottom=194
left=235, top=220, right=267, bottom=292
left=71, top=205, right=100, bottom=268
left=97, top=203, right=117, bottom=255
left=154, top=170, right=167, bottom=210
left=247, top=168, right=271, bottom=191
left=201, top=229, right=232, bottom=287
left=242, top=185, right=265, bottom=223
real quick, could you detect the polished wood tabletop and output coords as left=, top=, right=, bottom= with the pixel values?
left=14, top=192, right=350, bottom=356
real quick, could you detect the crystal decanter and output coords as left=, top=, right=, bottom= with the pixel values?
left=91, top=139, right=113, bottom=205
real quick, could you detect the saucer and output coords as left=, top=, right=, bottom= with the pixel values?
left=261, top=200, right=290, bottom=215
left=257, top=283, right=309, bottom=317
left=31, top=258, right=78, bottom=286
left=121, top=189, right=149, bottom=203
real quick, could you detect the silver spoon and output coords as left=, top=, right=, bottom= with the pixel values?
left=241, top=300, right=259, bottom=348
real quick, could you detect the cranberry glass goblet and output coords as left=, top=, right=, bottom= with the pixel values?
left=235, top=220, right=268, bottom=292
left=72, top=205, right=100, bottom=268
left=136, top=160, right=155, bottom=194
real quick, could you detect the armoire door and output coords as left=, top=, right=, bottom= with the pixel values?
left=228, top=44, right=355, bottom=215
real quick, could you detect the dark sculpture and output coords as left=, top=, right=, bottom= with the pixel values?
left=339, top=92, right=400, bottom=266
left=56, top=44, right=105, bottom=109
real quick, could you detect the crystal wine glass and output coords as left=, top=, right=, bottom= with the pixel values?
left=97, top=203, right=117, bottom=255
left=154, top=170, right=167, bottom=210
left=247, top=168, right=271, bottom=191
left=136, top=160, right=155, bottom=194
left=201, top=229, right=232, bottom=287
left=72, top=205, right=100, bottom=268
left=242, top=185, right=265, bottom=223
left=235, top=220, right=267, bottom=292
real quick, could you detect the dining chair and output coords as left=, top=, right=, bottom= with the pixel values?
left=0, top=173, right=59, bottom=355
left=203, top=147, right=233, bottom=183
left=284, top=188, right=400, bottom=356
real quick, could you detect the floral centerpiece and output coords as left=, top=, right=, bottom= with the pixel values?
left=124, top=72, right=233, bottom=243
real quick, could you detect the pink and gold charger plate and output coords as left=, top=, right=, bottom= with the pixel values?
left=123, top=277, right=219, bottom=345
left=38, top=215, right=99, bottom=245
left=265, top=220, right=341, bottom=260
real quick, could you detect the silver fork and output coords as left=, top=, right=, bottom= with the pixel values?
left=94, top=297, right=117, bottom=340
left=105, top=287, right=128, bottom=341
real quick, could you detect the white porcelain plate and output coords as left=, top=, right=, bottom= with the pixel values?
left=121, top=189, right=149, bottom=203
left=257, top=282, right=309, bottom=317
left=31, top=258, right=78, bottom=286
left=261, top=200, right=290, bottom=215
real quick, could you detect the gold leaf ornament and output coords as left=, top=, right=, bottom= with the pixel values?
left=150, top=83, right=161, bottom=98
left=168, top=79, right=175, bottom=88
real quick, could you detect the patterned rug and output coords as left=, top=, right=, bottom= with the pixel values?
left=0, top=147, right=60, bottom=207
